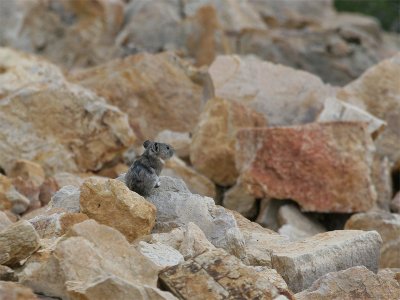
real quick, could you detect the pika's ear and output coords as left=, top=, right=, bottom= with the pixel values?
left=143, top=140, right=152, bottom=149
left=152, top=142, right=159, bottom=153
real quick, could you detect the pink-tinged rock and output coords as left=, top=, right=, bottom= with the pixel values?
left=236, top=122, right=377, bottom=212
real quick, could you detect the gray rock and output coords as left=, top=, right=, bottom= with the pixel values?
left=137, top=242, right=184, bottom=268
left=48, top=185, right=80, bottom=213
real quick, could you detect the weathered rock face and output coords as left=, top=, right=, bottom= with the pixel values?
left=337, top=53, right=400, bottom=170
left=48, top=185, right=81, bottom=213
left=137, top=242, right=184, bottom=269
left=69, top=52, right=213, bottom=143
left=190, top=97, right=266, bottom=186
left=159, top=248, right=289, bottom=300
left=0, top=49, right=135, bottom=175
left=295, top=266, right=400, bottom=300
left=0, top=220, right=40, bottom=267
left=0, top=0, right=124, bottom=69
left=0, top=211, right=12, bottom=231
left=0, top=175, right=30, bottom=214
left=223, top=182, right=257, bottom=218
left=209, top=55, right=334, bottom=127
left=161, top=157, right=216, bottom=198
left=271, top=230, right=382, bottom=293
left=236, top=122, right=377, bottom=212
left=0, top=281, right=38, bottom=300
left=345, top=211, right=400, bottom=268
left=19, top=220, right=161, bottom=299
left=80, top=178, right=156, bottom=242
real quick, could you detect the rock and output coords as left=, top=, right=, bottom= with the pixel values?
left=223, top=182, right=258, bottom=218
left=97, top=163, right=129, bottom=179
left=147, top=176, right=245, bottom=257
left=0, top=211, right=12, bottom=231
left=28, top=210, right=88, bottom=239
left=159, top=248, right=288, bottom=300
left=39, top=177, right=59, bottom=206
left=0, top=281, right=38, bottom=300
left=10, top=177, right=41, bottom=212
left=190, top=97, right=266, bottom=186
left=178, top=222, right=216, bottom=260
left=0, top=0, right=124, bottom=69
left=53, top=172, right=85, bottom=188
left=137, top=242, right=184, bottom=268
left=345, top=211, right=400, bottom=268
left=271, top=230, right=382, bottom=293
left=236, top=122, right=377, bottom=212
left=372, top=156, right=393, bottom=211
left=0, top=49, right=135, bottom=174
left=67, top=275, right=178, bottom=300
left=317, top=97, right=386, bottom=137
left=155, top=130, right=191, bottom=159
left=7, top=160, right=45, bottom=188
left=80, top=178, right=156, bottom=242
left=209, top=55, right=334, bottom=127
left=391, top=191, right=400, bottom=213
left=277, top=204, right=326, bottom=241
left=251, top=266, right=291, bottom=296
left=69, top=52, right=213, bottom=142
left=255, top=199, right=293, bottom=231
left=0, top=220, right=40, bottom=267
left=48, top=185, right=81, bottom=213
left=337, top=53, right=400, bottom=169
left=295, top=266, right=400, bottom=300
left=161, top=156, right=216, bottom=198
left=0, top=265, right=16, bottom=281
left=0, top=174, right=30, bottom=214
left=19, top=220, right=160, bottom=299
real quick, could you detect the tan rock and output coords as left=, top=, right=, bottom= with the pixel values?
left=337, top=53, right=400, bottom=169
left=178, top=222, right=216, bottom=260
left=80, top=178, right=156, bottom=242
left=0, top=220, right=40, bottom=267
left=161, top=156, right=216, bottom=198
left=155, top=130, right=191, bottom=159
left=236, top=122, right=377, bottom=212
left=0, top=211, right=12, bottom=231
left=372, top=155, right=393, bottom=211
left=209, top=55, right=334, bottom=126
left=255, top=199, right=292, bottom=231
left=0, top=0, right=124, bottom=69
left=223, top=182, right=257, bottom=218
left=0, top=49, right=135, bottom=174
left=53, top=172, right=85, bottom=188
left=190, top=97, right=266, bottom=186
left=345, top=211, right=400, bottom=268
left=296, top=266, right=400, bottom=300
left=271, top=230, right=382, bottom=293
left=97, top=163, right=129, bottom=179
left=48, top=185, right=80, bottom=213
left=137, top=242, right=184, bottom=269
left=0, top=175, right=30, bottom=214
left=391, top=191, right=400, bottom=213
left=39, top=177, right=59, bottom=206
left=69, top=52, right=212, bottom=142
left=7, top=160, right=45, bottom=187
left=159, top=248, right=287, bottom=300
left=10, top=176, right=41, bottom=212
left=0, top=281, right=38, bottom=300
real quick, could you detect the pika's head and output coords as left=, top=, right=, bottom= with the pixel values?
left=143, top=140, right=174, bottom=160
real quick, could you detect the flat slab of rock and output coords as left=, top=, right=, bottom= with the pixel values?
left=47, top=185, right=80, bottom=213
left=345, top=211, right=400, bottom=268
left=236, top=122, right=377, bottom=212
left=159, top=248, right=289, bottom=300
left=271, top=230, right=382, bottom=293
left=296, top=266, right=400, bottom=299
left=80, top=178, right=156, bottom=242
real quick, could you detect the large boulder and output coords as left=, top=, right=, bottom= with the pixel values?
left=236, top=122, right=377, bottom=212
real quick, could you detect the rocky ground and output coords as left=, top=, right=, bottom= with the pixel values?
left=0, top=0, right=399, bottom=299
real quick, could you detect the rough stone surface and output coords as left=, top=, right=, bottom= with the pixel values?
left=80, top=178, right=156, bottom=242
left=209, top=55, right=334, bottom=127
left=190, top=97, right=266, bottom=186
left=0, top=265, right=17, bottom=281
left=178, top=222, right=216, bottom=260
left=39, top=177, right=59, bottom=206
left=7, top=159, right=45, bottom=188
left=337, top=53, right=400, bottom=169
left=0, top=49, right=135, bottom=174
left=296, top=266, right=400, bottom=300
left=236, top=122, right=377, bottom=212
left=255, top=199, right=292, bottom=232
left=53, top=172, right=85, bottom=188
left=372, top=156, right=393, bottom=211
left=223, top=182, right=258, bottom=218
left=392, top=191, right=400, bottom=213
left=161, top=156, right=216, bottom=198
left=48, top=185, right=81, bottom=213
left=155, top=130, right=191, bottom=159
left=0, top=174, right=30, bottom=214
left=345, top=211, right=400, bottom=268
left=69, top=52, right=213, bottom=142
left=271, top=230, right=382, bottom=293
left=0, top=211, right=12, bottom=231
left=137, top=242, right=184, bottom=269
left=0, top=281, right=38, bottom=300
left=159, top=248, right=287, bottom=300
left=0, top=220, right=40, bottom=267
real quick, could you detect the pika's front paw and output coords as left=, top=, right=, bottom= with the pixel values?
left=155, top=181, right=161, bottom=188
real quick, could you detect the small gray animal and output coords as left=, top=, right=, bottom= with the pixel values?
left=125, top=140, right=174, bottom=196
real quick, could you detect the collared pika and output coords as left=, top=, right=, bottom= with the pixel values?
left=125, top=140, right=174, bottom=196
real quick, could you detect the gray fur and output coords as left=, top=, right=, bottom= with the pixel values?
left=125, top=140, right=174, bottom=196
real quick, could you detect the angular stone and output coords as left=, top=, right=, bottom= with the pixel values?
left=0, top=220, right=40, bottom=267
left=255, top=199, right=292, bottom=231
left=7, top=160, right=45, bottom=188
left=0, top=281, right=38, bottom=300
left=155, top=130, right=191, bottom=159
left=0, top=265, right=16, bottom=281
left=48, top=185, right=80, bottom=213
left=345, top=211, right=400, bottom=268
left=159, top=248, right=286, bottom=300
left=190, top=97, right=266, bottom=186
left=223, top=182, right=257, bottom=218
left=38, top=177, right=59, bottom=206
left=337, top=54, right=400, bottom=169
left=0, top=211, right=12, bottom=231
left=69, top=52, right=212, bottom=142
left=236, top=122, right=377, bottom=212
left=137, top=242, right=184, bottom=268
left=80, top=178, right=156, bottom=242
left=0, top=49, right=135, bottom=174
left=53, top=172, right=85, bottom=188
left=0, top=174, right=30, bottom=214
left=161, top=156, right=216, bottom=198
left=97, top=163, right=129, bottom=179
left=372, top=156, right=393, bottom=211
left=209, top=55, right=334, bottom=127
left=296, top=266, right=400, bottom=300
left=178, top=222, right=216, bottom=260
left=271, top=230, right=382, bottom=292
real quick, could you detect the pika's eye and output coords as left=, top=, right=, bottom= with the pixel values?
left=166, top=146, right=170, bottom=150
